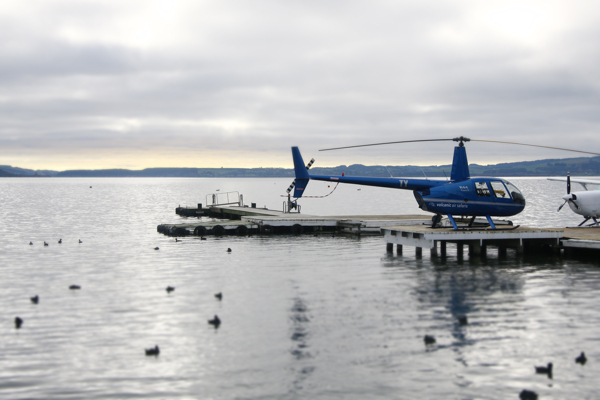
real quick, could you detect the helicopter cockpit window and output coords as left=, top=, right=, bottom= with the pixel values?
left=503, top=180, right=526, bottom=204
left=489, top=181, right=508, bottom=198
left=475, top=181, right=491, bottom=197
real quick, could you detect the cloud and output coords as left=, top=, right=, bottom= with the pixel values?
left=0, top=0, right=599, bottom=170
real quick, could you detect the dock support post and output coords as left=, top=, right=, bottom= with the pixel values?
left=440, top=241, right=446, bottom=257
left=481, top=242, right=487, bottom=257
left=499, top=246, right=507, bottom=257
left=516, top=239, right=524, bottom=255
left=396, top=244, right=403, bottom=254
left=470, top=241, right=481, bottom=256
left=416, top=247, right=422, bottom=258
left=386, top=243, right=393, bottom=253
left=430, top=241, right=438, bottom=257
left=457, top=243, right=463, bottom=259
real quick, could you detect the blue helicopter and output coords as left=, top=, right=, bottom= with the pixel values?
left=287, top=136, right=599, bottom=230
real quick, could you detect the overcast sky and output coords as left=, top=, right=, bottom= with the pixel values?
left=1, top=0, right=599, bottom=170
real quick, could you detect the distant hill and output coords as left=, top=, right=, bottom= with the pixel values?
left=0, top=165, right=57, bottom=177
left=55, top=167, right=295, bottom=178
left=4, top=156, right=600, bottom=178
left=0, top=168, right=22, bottom=177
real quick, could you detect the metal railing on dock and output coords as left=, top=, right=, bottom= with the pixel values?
left=283, top=198, right=301, bottom=213
left=206, top=191, right=244, bottom=207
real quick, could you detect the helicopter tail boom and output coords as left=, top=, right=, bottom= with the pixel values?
left=291, top=146, right=445, bottom=197
left=308, top=174, right=441, bottom=191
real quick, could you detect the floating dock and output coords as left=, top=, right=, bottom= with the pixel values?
left=160, top=204, right=430, bottom=236
left=159, top=203, right=600, bottom=257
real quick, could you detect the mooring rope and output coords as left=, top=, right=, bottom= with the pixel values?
left=280, top=182, right=340, bottom=198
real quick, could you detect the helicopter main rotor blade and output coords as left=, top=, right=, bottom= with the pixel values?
left=319, top=137, right=600, bottom=157
left=319, top=139, right=454, bottom=152
left=470, top=139, right=600, bottom=157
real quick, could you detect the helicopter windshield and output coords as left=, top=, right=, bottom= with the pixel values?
left=502, top=179, right=525, bottom=204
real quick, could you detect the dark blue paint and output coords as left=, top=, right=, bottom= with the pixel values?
left=290, top=145, right=527, bottom=220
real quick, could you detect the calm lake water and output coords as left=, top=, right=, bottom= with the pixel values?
left=1, top=177, right=599, bottom=399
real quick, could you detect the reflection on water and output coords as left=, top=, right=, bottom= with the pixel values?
left=288, top=295, right=315, bottom=393
left=1, top=178, right=600, bottom=399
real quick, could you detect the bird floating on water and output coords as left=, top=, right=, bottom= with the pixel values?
left=31, top=295, right=39, bottom=304
left=166, top=286, right=175, bottom=293
left=208, top=315, right=221, bottom=328
left=519, top=389, right=538, bottom=400
left=145, top=345, right=160, bottom=356
left=58, top=239, right=62, bottom=244
left=29, top=241, right=33, bottom=245
left=424, top=335, right=436, bottom=345
left=69, top=285, right=81, bottom=290
left=227, top=248, right=232, bottom=253
left=201, top=237, right=207, bottom=241
left=535, top=362, right=552, bottom=378
left=154, top=247, right=159, bottom=250
left=44, top=242, right=48, bottom=246
left=575, top=352, right=587, bottom=365
left=15, top=317, right=23, bottom=329
left=79, top=239, right=82, bottom=243
left=215, top=292, right=222, bottom=300
left=458, top=316, right=468, bottom=325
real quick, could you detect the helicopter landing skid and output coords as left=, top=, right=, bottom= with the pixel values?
left=432, top=225, right=521, bottom=231
left=439, top=215, right=518, bottom=231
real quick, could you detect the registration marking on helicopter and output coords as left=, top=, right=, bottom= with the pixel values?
left=399, top=180, right=409, bottom=188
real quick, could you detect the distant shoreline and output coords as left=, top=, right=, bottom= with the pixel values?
left=2, top=155, right=600, bottom=178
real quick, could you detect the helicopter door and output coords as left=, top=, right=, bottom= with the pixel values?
left=474, top=181, right=491, bottom=197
